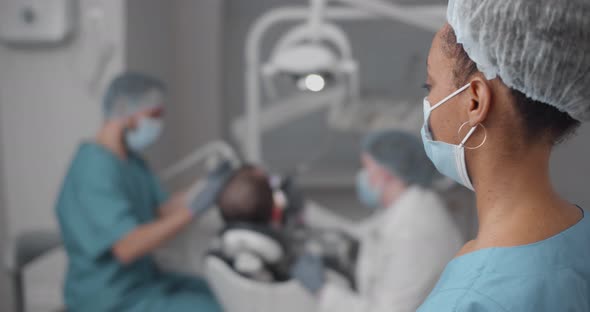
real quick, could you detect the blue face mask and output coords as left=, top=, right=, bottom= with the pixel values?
left=421, top=84, right=477, bottom=191
left=356, top=170, right=382, bottom=209
left=126, top=117, right=163, bottom=152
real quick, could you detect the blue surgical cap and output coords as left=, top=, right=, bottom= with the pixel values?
left=447, top=0, right=590, bottom=121
left=103, top=72, right=166, bottom=119
left=361, top=130, right=438, bottom=187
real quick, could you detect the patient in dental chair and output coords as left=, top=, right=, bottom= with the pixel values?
left=210, top=165, right=295, bottom=282
left=210, top=165, right=357, bottom=287
left=217, top=165, right=276, bottom=226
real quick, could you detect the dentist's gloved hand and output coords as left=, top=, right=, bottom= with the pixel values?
left=291, top=253, right=326, bottom=295
left=186, top=160, right=234, bottom=217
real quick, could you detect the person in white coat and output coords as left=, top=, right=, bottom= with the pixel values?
left=292, top=129, right=465, bottom=312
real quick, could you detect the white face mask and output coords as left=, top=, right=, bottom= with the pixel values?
left=420, top=84, right=477, bottom=191
left=356, top=169, right=383, bottom=210
left=125, top=117, right=163, bottom=152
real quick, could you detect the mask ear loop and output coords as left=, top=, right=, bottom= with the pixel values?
left=458, top=122, right=487, bottom=150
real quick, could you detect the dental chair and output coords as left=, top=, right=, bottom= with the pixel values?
left=204, top=224, right=357, bottom=312
left=205, top=256, right=317, bottom=312
left=205, top=224, right=317, bottom=312
left=3, top=229, right=65, bottom=312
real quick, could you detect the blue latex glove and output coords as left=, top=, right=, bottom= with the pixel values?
left=291, top=253, right=325, bottom=294
left=187, top=161, right=234, bottom=216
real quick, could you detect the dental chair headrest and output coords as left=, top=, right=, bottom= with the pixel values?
left=220, top=224, right=286, bottom=264
left=209, top=223, right=292, bottom=282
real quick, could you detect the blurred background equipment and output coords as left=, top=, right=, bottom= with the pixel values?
left=3, top=230, right=63, bottom=312
left=0, top=0, right=77, bottom=46
left=234, top=0, right=447, bottom=188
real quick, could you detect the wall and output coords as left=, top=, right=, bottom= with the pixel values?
left=0, top=0, right=123, bottom=238
left=0, top=0, right=125, bottom=237
left=125, top=0, right=175, bottom=171
left=551, top=124, right=590, bottom=209
left=126, top=0, right=224, bottom=189
left=0, top=1, right=126, bottom=310
left=169, top=0, right=225, bottom=162
left=0, top=83, right=13, bottom=312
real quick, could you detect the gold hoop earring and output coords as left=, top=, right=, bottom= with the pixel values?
left=458, top=122, right=487, bottom=150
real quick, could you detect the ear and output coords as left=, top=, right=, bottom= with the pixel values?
left=466, top=76, right=493, bottom=126
left=126, top=114, right=140, bottom=129
left=379, top=170, right=397, bottom=187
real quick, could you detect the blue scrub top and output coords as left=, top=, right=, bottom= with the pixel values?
left=55, top=143, right=220, bottom=312
left=418, top=208, right=590, bottom=312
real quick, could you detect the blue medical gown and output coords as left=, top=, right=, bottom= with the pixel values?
left=418, top=208, right=590, bottom=312
left=55, top=143, right=221, bottom=312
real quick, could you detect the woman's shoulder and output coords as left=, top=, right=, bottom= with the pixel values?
left=423, top=236, right=590, bottom=312
left=422, top=265, right=590, bottom=312
left=418, top=288, right=510, bottom=312
left=456, top=240, right=477, bottom=257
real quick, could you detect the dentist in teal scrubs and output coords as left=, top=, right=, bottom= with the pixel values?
left=417, top=0, right=590, bottom=311
left=56, top=73, right=222, bottom=312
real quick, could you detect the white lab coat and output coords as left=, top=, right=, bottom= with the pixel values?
left=318, top=186, right=464, bottom=312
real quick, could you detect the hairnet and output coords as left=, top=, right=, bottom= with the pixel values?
left=103, top=72, right=166, bottom=119
left=361, top=130, right=438, bottom=187
left=447, top=0, right=590, bottom=121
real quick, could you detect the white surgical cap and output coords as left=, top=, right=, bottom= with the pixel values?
left=103, top=72, right=166, bottom=119
left=447, top=0, right=590, bottom=121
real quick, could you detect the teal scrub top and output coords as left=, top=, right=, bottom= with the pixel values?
left=55, top=143, right=220, bottom=312
left=418, top=208, right=590, bottom=312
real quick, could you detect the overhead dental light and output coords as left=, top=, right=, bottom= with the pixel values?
left=242, top=0, right=448, bottom=163
left=271, top=43, right=337, bottom=76
left=298, top=73, right=326, bottom=92
left=261, top=24, right=358, bottom=99
left=268, top=42, right=337, bottom=93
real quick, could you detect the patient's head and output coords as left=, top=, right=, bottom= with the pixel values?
left=218, top=165, right=274, bottom=225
